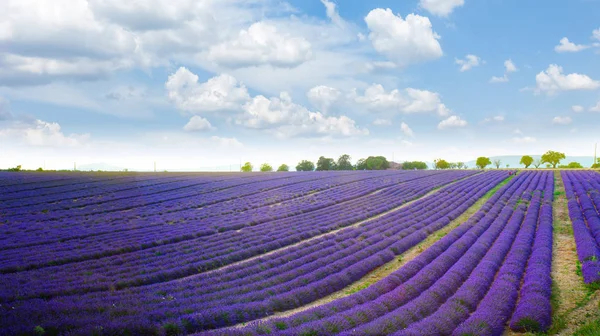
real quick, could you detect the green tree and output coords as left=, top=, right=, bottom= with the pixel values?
left=241, top=162, right=253, bottom=172
left=366, top=156, right=389, bottom=170
left=519, top=155, right=533, bottom=168
left=559, top=162, right=583, bottom=169
left=260, top=163, right=273, bottom=172
left=434, top=159, right=450, bottom=170
left=277, top=164, right=289, bottom=172
left=296, top=160, right=315, bottom=171
left=355, top=158, right=366, bottom=170
left=493, top=159, right=502, bottom=169
left=456, top=162, right=465, bottom=169
left=592, top=158, right=600, bottom=169
left=402, top=161, right=428, bottom=170
left=355, top=156, right=389, bottom=170
left=316, top=156, right=337, bottom=171
left=533, top=159, right=542, bottom=169
left=336, top=154, right=354, bottom=170
left=476, top=157, right=491, bottom=169
left=541, top=150, right=566, bottom=168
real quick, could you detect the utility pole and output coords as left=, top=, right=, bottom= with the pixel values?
left=74, top=162, right=76, bottom=171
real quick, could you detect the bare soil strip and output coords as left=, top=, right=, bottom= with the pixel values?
left=505, top=171, right=600, bottom=336
left=192, top=172, right=481, bottom=280
left=232, top=174, right=511, bottom=327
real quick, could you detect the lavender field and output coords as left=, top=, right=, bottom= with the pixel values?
left=0, top=170, right=599, bottom=335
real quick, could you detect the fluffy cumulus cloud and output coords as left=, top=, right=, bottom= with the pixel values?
left=207, top=22, right=313, bottom=68
left=455, top=54, right=483, bottom=72
left=351, top=84, right=450, bottom=116
left=0, top=118, right=90, bottom=147
left=400, top=122, right=414, bottom=137
left=590, top=102, right=600, bottom=112
left=419, top=0, right=465, bottom=17
left=238, top=92, right=369, bottom=138
left=183, top=116, right=215, bottom=132
left=534, top=64, right=600, bottom=95
left=307, top=85, right=342, bottom=114
left=490, top=59, right=517, bottom=83
left=490, top=75, right=508, bottom=83
left=571, top=105, right=584, bottom=113
left=505, top=59, right=518, bottom=73
left=165, top=68, right=250, bottom=113
left=552, top=116, right=572, bottom=125
left=554, top=37, right=589, bottom=53
left=438, top=115, right=467, bottom=129
left=364, top=8, right=443, bottom=66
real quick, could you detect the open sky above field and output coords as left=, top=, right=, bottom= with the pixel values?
left=0, top=0, right=599, bottom=170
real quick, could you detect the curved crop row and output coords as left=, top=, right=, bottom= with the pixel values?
left=0, top=172, right=507, bottom=335
left=0, top=171, right=443, bottom=271
left=217, top=171, right=553, bottom=336
left=0, top=171, right=476, bottom=301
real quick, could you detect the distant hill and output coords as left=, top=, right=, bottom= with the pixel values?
left=465, top=155, right=596, bottom=168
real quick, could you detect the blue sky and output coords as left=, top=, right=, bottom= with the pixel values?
left=0, top=0, right=599, bottom=170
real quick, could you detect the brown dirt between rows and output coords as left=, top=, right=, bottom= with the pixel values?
left=234, top=173, right=500, bottom=327
left=504, top=170, right=600, bottom=336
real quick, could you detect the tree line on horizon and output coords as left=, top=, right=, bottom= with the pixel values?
left=241, top=150, right=600, bottom=172
left=240, top=155, right=430, bottom=172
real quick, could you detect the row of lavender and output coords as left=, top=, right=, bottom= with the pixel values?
left=0, top=171, right=476, bottom=302
left=0, top=172, right=508, bottom=335
left=0, top=171, right=445, bottom=270
left=0, top=171, right=400, bottom=253
left=562, top=170, right=600, bottom=283
left=214, top=171, right=554, bottom=336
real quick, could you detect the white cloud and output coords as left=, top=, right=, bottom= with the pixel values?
left=552, top=116, right=572, bottom=125
left=505, top=59, right=518, bottom=73
left=207, top=22, right=312, bottom=68
left=534, top=64, right=600, bottom=95
left=438, top=115, right=467, bottom=129
left=165, top=68, right=250, bottom=113
left=364, top=8, right=442, bottom=66
left=352, top=84, right=450, bottom=116
left=571, top=105, right=584, bottom=113
left=183, top=116, right=215, bottom=132
left=400, top=122, right=414, bottom=137
left=512, top=136, right=536, bottom=144
left=455, top=54, right=482, bottom=72
left=307, top=85, right=341, bottom=114
left=590, top=102, right=600, bottom=112
left=490, top=75, right=509, bottom=83
left=554, top=37, right=589, bottom=53
left=490, top=59, right=517, bottom=83
left=483, top=115, right=504, bottom=123
left=593, top=29, right=600, bottom=41
left=238, top=92, right=369, bottom=138
left=373, top=118, right=392, bottom=126
left=0, top=118, right=90, bottom=147
left=320, top=0, right=344, bottom=27
left=513, top=129, right=523, bottom=135
left=419, top=0, right=465, bottom=17
left=365, top=61, right=398, bottom=72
